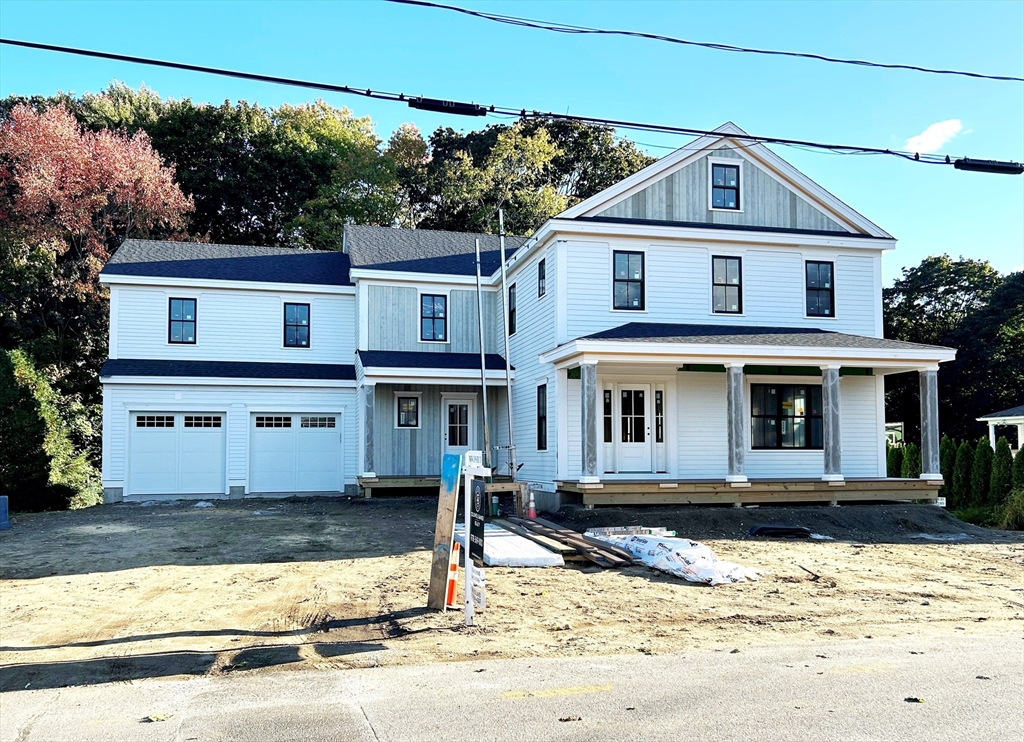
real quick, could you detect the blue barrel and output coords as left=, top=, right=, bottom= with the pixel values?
left=0, top=496, right=10, bottom=530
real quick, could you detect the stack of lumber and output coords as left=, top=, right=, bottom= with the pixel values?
left=500, top=516, right=636, bottom=569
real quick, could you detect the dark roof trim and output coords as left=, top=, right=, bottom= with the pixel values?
left=979, top=405, right=1024, bottom=419
left=100, top=358, right=356, bottom=381
left=575, top=215, right=882, bottom=240
left=357, top=350, right=512, bottom=371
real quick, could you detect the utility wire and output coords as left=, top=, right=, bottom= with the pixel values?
left=0, top=37, right=1010, bottom=168
left=388, top=0, right=1024, bottom=83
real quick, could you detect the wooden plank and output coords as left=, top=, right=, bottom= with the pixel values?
left=491, top=518, right=576, bottom=556
left=508, top=517, right=627, bottom=568
left=427, top=455, right=461, bottom=611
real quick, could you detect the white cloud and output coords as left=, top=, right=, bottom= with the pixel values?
left=904, top=119, right=964, bottom=154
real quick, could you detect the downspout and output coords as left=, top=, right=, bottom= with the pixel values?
left=475, top=238, right=492, bottom=469
left=498, top=210, right=517, bottom=480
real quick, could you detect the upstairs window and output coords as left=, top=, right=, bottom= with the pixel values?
left=712, top=256, right=743, bottom=314
left=168, top=298, right=196, bottom=344
left=537, top=258, right=547, bottom=297
left=711, top=163, right=740, bottom=210
left=508, top=283, right=517, bottom=335
left=806, top=261, right=835, bottom=318
left=536, top=384, right=548, bottom=451
left=751, top=384, right=823, bottom=450
left=420, top=294, right=447, bottom=342
left=284, top=303, right=310, bottom=347
left=613, top=250, right=645, bottom=310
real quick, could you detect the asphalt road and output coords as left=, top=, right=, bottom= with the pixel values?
left=2, top=633, right=1021, bottom=742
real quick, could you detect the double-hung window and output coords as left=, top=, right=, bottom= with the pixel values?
left=536, top=384, right=548, bottom=451
left=537, top=258, right=547, bottom=297
left=168, top=298, right=196, bottom=344
left=420, top=294, right=447, bottom=342
left=613, top=250, right=645, bottom=310
left=508, top=283, right=517, bottom=335
left=712, top=256, right=742, bottom=314
left=711, top=163, right=740, bottom=210
left=806, top=261, right=835, bottom=318
left=750, top=383, right=823, bottom=450
left=284, top=302, right=310, bottom=347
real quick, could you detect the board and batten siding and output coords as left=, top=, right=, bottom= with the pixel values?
left=564, top=240, right=881, bottom=340
left=596, top=148, right=850, bottom=233
left=371, top=384, right=509, bottom=477
left=111, top=285, right=356, bottom=363
left=101, top=383, right=358, bottom=491
left=366, top=284, right=503, bottom=354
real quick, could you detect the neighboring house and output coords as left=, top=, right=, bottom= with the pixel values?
left=977, top=406, right=1024, bottom=451
left=98, top=123, right=955, bottom=506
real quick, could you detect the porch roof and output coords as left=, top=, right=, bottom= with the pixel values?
left=540, top=322, right=956, bottom=369
left=356, top=350, right=514, bottom=384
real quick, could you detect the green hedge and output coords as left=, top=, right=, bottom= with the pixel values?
left=971, top=438, right=994, bottom=507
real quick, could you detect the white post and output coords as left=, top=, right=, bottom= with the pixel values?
left=498, top=210, right=517, bottom=480
left=361, top=382, right=376, bottom=478
left=820, top=365, right=844, bottom=482
left=580, top=362, right=599, bottom=483
left=462, top=468, right=474, bottom=627
left=989, top=422, right=997, bottom=450
left=725, top=363, right=747, bottom=483
left=1017, top=424, right=1023, bottom=451
left=919, top=367, right=941, bottom=479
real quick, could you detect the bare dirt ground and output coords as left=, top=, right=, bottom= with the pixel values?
left=1, top=497, right=1022, bottom=692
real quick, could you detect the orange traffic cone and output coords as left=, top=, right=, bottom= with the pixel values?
left=445, top=542, right=460, bottom=609
left=527, top=489, right=537, bottom=519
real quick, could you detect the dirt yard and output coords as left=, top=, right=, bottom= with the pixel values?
left=1, top=497, right=1022, bottom=692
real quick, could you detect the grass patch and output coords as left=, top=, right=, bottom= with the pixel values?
left=953, top=489, right=1024, bottom=531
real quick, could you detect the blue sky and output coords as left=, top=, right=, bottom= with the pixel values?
left=1, top=0, right=1022, bottom=282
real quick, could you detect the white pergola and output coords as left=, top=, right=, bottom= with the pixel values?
left=977, top=405, right=1024, bottom=450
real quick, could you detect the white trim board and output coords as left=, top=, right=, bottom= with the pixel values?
left=100, top=273, right=356, bottom=295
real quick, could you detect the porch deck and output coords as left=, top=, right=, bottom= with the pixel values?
left=358, top=474, right=515, bottom=498
left=555, top=477, right=941, bottom=508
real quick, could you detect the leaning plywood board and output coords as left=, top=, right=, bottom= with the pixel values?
left=427, top=454, right=462, bottom=610
left=454, top=523, right=565, bottom=567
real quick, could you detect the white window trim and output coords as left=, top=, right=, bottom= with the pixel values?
left=802, top=259, right=838, bottom=321
left=165, top=293, right=199, bottom=347
left=393, top=391, right=423, bottom=430
left=536, top=379, right=550, bottom=452
left=417, top=289, right=451, bottom=345
left=707, top=251, right=746, bottom=317
left=707, top=156, right=744, bottom=213
left=609, top=244, right=649, bottom=314
left=282, top=298, right=313, bottom=350
left=537, top=257, right=548, bottom=299
left=508, top=281, right=517, bottom=336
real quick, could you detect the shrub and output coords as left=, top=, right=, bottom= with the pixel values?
left=939, top=435, right=957, bottom=498
left=887, top=445, right=904, bottom=478
left=1014, top=447, right=1024, bottom=491
left=901, top=443, right=921, bottom=479
left=989, top=437, right=1014, bottom=505
left=999, top=489, right=1024, bottom=531
left=0, top=349, right=101, bottom=511
left=971, top=438, right=993, bottom=507
left=951, top=440, right=974, bottom=509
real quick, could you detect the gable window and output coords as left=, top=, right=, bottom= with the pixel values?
left=806, top=261, right=835, bottom=318
left=751, top=384, right=823, bottom=450
left=536, top=384, right=548, bottom=451
left=537, top=258, right=547, bottom=297
left=711, top=163, right=740, bottom=210
left=396, top=396, right=419, bottom=428
left=613, top=250, right=645, bottom=310
left=420, top=294, right=447, bottom=342
left=284, top=303, right=310, bottom=347
left=508, top=283, right=517, bottom=335
left=168, top=298, right=196, bottom=344
left=712, top=256, right=742, bottom=314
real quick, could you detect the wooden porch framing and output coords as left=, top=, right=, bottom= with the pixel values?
left=556, top=477, right=941, bottom=508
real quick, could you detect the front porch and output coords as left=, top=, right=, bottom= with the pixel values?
left=557, top=476, right=941, bottom=508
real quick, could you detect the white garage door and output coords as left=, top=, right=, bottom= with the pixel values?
left=250, top=414, right=343, bottom=493
left=129, top=413, right=226, bottom=496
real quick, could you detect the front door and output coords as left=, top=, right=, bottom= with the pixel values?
left=443, top=398, right=475, bottom=459
left=617, top=385, right=652, bottom=472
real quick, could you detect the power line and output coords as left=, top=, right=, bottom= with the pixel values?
left=387, top=0, right=1024, bottom=83
left=1, top=37, right=1019, bottom=172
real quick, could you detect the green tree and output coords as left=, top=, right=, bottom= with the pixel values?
left=1013, top=447, right=1024, bottom=491
left=951, top=440, right=974, bottom=507
left=989, top=437, right=1014, bottom=505
left=939, top=435, right=957, bottom=498
left=887, top=444, right=904, bottom=478
left=901, top=443, right=921, bottom=479
left=970, top=437, right=994, bottom=506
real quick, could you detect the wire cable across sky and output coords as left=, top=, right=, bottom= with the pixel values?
left=387, top=0, right=1024, bottom=83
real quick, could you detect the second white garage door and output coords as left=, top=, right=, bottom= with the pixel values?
left=249, top=414, right=344, bottom=493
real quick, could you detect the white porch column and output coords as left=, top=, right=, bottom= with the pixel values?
left=725, top=363, right=747, bottom=483
left=362, top=382, right=376, bottom=478
left=1018, top=424, right=1024, bottom=451
left=820, top=365, right=843, bottom=482
left=919, top=367, right=941, bottom=479
left=988, top=422, right=997, bottom=449
left=580, top=362, right=599, bottom=483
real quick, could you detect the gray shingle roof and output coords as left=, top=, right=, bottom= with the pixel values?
left=581, top=323, right=953, bottom=351
left=357, top=350, right=511, bottom=371
left=102, top=240, right=352, bottom=286
left=979, top=405, right=1024, bottom=420
left=344, top=225, right=528, bottom=276
left=100, top=358, right=356, bottom=381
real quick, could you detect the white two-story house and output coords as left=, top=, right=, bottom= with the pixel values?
left=99, top=123, right=955, bottom=507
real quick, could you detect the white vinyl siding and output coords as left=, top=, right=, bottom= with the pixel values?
left=676, top=372, right=728, bottom=478
left=839, top=375, right=883, bottom=477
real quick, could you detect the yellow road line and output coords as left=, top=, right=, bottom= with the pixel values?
left=503, top=683, right=613, bottom=699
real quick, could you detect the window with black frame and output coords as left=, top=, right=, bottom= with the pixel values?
left=806, top=261, right=835, bottom=317
left=420, top=294, right=447, bottom=341
left=396, top=396, right=419, bottom=428
left=536, top=384, right=548, bottom=450
left=508, top=283, right=517, bottom=335
left=613, top=251, right=644, bottom=310
left=750, top=384, right=823, bottom=449
left=168, top=298, right=196, bottom=344
left=537, top=258, right=546, bottom=297
left=283, top=303, right=310, bottom=347
left=712, top=256, right=742, bottom=313
left=711, top=163, right=740, bottom=210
